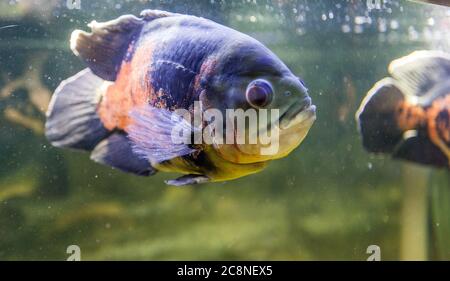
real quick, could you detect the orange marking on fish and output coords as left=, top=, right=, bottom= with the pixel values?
left=98, top=41, right=155, bottom=130
left=194, top=57, right=217, bottom=93
left=426, top=94, right=450, bottom=165
left=395, top=101, right=426, bottom=131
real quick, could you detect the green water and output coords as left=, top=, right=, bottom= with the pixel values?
left=0, top=0, right=449, bottom=260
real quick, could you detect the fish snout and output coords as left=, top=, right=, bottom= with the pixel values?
left=280, top=96, right=316, bottom=130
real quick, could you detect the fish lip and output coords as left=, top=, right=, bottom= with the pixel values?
left=285, top=97, right=312, bottom=117
left=280, top=103, right=316, bottom=129
left=279, top=97, right=315, bottom=126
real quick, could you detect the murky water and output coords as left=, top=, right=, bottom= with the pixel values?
left=0, top=0, right=449, bottom=260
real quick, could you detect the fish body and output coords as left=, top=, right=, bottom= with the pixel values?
left=45, top=10, right=316, bottom=186
left=356, top=51, right=450, bottom=168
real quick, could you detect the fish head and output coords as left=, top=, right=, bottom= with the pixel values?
left=200, top=42, right=316, bottom=164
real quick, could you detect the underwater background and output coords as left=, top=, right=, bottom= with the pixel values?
left=0, top=0, right=449, bottom=260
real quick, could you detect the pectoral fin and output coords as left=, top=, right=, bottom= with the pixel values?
left=127, top=105, right=201, bottom=165
left=165, top=174, right=210, bottom=186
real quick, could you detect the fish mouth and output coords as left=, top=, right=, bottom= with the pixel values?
left=280, top=97, right=317, bottom=129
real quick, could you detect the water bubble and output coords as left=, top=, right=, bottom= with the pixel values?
left=408, top=26, right=419, bottom=41
left=355, top=16, right=366, bottom=25
left=296, top=14, right=305, bottom=22
left=378, top=19, right=387, bottom=33
left=296, top=28, right=305, bottom=36
left=390, top=20, right=399, bottom=30
left=341, top=24, right=351, bottom=33
left=353, top=24, right=364, bottom=33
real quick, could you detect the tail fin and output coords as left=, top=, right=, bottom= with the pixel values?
left=45, top=68, right=110, bottom=151
left=356, top=78, right=405, bottom=153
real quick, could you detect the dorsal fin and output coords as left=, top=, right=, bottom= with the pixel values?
left=388, top=50, right=450, bottom=104
left=70, top=10, right=180, bottom=81
left=139, top=9, right=181, bottom=20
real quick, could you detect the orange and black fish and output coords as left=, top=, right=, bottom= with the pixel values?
left=45, top=10, right=316, bottom=186
left=356, top=51, right=450, bottom=169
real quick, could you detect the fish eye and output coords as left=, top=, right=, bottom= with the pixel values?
left=245, top=79, right=273, bottom=108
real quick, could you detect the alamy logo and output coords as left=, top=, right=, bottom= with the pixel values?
left=66, top=0, right=81, bottom=10
left=367, top=0, right=385, bottom=10
left=366, top=245, right=381, bottom=261
left=170, top=101, right=281, bottom=155
left=66, top=245, right=81, bottom=261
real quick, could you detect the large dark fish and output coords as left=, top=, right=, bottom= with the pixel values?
left=45, top=10, right=316, bottom=186
left=356, top=51, right=450, bottom=169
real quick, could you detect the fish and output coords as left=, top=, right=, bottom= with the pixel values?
left=45, top=9, right=316, bottom=186
left=356, top=50, right=450, bottom=169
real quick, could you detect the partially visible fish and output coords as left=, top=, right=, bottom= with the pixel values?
left=356, top=51, right=450, bottom=169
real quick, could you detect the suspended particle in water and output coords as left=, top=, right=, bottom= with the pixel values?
left=378, top=18, right=387, bottom=32
left=390, top=20, right=399, bottom=30
left=354, top=25, right=364, bottom=34
left=341, top=24, right=351, bottom=33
